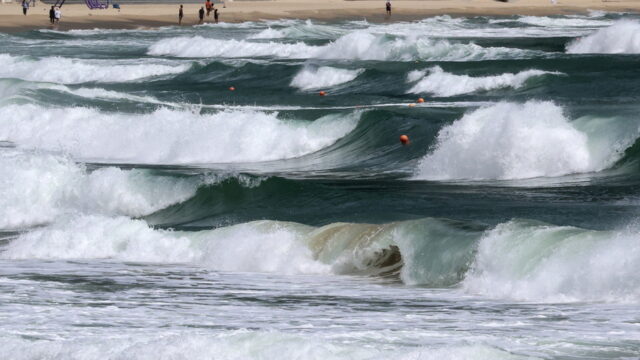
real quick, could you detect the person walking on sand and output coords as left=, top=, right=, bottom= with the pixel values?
left=214, top=8, right=219, bottom=23
left=385, top=1, right=391, bottom=15
left=198, top=6, right=205, bottom=24
left=54, top=7, right=61, bottom=23
left=178, top=5, right=184, bottom=25
left=21, top=0, right=29, bottom=16
left=49, top=5, right=55, bottom=24
left=205, top=0, right=213, bottom=16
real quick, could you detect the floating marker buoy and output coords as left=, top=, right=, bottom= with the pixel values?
left=319, top=91, right=326, bottom=96
left=400, top=135, right=410, bottom=145
left=417, top=98, right=425, bottom=103
left=229, top=86, right=235, bottom=91
left=408, top=103, right=416, bottom=107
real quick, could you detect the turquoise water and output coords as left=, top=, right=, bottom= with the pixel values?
left=1, top=13, right=640, bottom=359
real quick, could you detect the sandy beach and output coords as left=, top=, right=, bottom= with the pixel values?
left=0, top=0, right=639, bottom=32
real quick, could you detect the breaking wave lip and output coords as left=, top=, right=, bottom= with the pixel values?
left=148, top=32, right=543, bottom=61
left=3, top=215, right=639, bottom=303
left=290, top=66, right=364, bottom=90
left=0, top=54, right=192, bottom=84
left=0, top=104, right=360, bottom=164
left=406, top=66, right=561, bottom=97
left=412, top=101, right=638, bottom=181
left=566, top=20, right=640, bottom=54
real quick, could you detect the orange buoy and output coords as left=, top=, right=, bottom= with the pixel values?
left=319, top=91, right=327, bottom=96
left=229, top=86, right=235, bottom=91
left=400, top=135, right=410, bottom=145
left=417, top=98, right=425, bottom=103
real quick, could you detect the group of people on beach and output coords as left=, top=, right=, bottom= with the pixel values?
left=49, top=6, right=62, bottom=23
left=20, top=0, right=61, bottom=23
left=179, top=0, right=219, bottom=26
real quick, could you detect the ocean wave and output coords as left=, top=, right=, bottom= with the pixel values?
left=3, top=215, right=639, bottom=303
left=406, top=66, right=560, bottom=97
left=0, top=54, right=192, bottom=84
left=413, top=101, right=638, bottom=180
left=290, top=66, right=363, bottom=90
left=148, top=32, right=541, bottom=61
left=0, top=151, right=199, bottom=229
left=463, top=219, right=640, bottom=303
left=566, top=20, right=640, bottom=54
left=0, top=104, right=359, bottom=164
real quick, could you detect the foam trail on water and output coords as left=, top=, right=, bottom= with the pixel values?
left=406, top=66, right=560, bottom=97
left=0, top=54, right=192, bottom=84
left=0, top=151, right=199, bottom=229
left=463, top=220, right=640, bottom=303
left=290, top=66, right=363, bottom=90
left=0, top=104, right=359, bottom=164
left=413, top=101, right=637, bottom=180
left=149, top=33, right=540, bottom=61
left=567, top=20, right=640, bottom=54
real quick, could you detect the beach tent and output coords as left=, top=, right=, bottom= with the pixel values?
left=84, top=0, right=107, bottom=9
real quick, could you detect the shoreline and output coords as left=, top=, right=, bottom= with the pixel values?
left=0, top=0, right=639, bottom=32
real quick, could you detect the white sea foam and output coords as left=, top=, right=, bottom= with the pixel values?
left=0, top=151, right=198, bottom=229
left=517, top=15, right=612, bottom=28
left=413, top=101, right=637, bottom=180
left=463, top=220, right=640, bottom=303
left=567, top=20, right=640, bottom=54
left=148, top=36, right=316, bottom=58
left=290, top=66, right=363, bottom=90
left=0, top=104, right=359, bottom=164
left=406, top=66, right=559, bottom=97
left=0, top=333, right=531, bottom=360
left=0, top=54, right=191, bottom=84
left=2, top=216, right=328, bottom=274
left=148, top=32, right=540, bottom=61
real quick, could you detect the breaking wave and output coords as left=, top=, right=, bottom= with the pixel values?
left=148, top=32, right=541, bottom=61
left=0, top=104, right=359, bottom=164
left=566, top=20, right=640, bottom=54
left=0, top=54, right=192, bottom=84
left=3, top=215, right=639, bottom=303
left=406, top=66, right=560, bottom=97
left=290, top=66, right=363, bottom=90
left=413, top=101, right=638, bottom=180
left=0, top=151, right=199, bottom=229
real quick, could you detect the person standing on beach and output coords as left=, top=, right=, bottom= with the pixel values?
left=205, top=0, right=213, bottom=16
left=54, top=7, right=61, bottom=23
left=385, top=1, right=391, bottom=15
left=198, top=6, right=205, bottom=24
left=49, top=6, right=55, bottom=24
left=21, top=0, right=29, bottom=16
left=214, top=8, right=219, bottom=23
left=178, top=5, right=184, bottom=25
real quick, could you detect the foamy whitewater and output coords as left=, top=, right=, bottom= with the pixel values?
left=1, top=13, right=640, bottom=360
